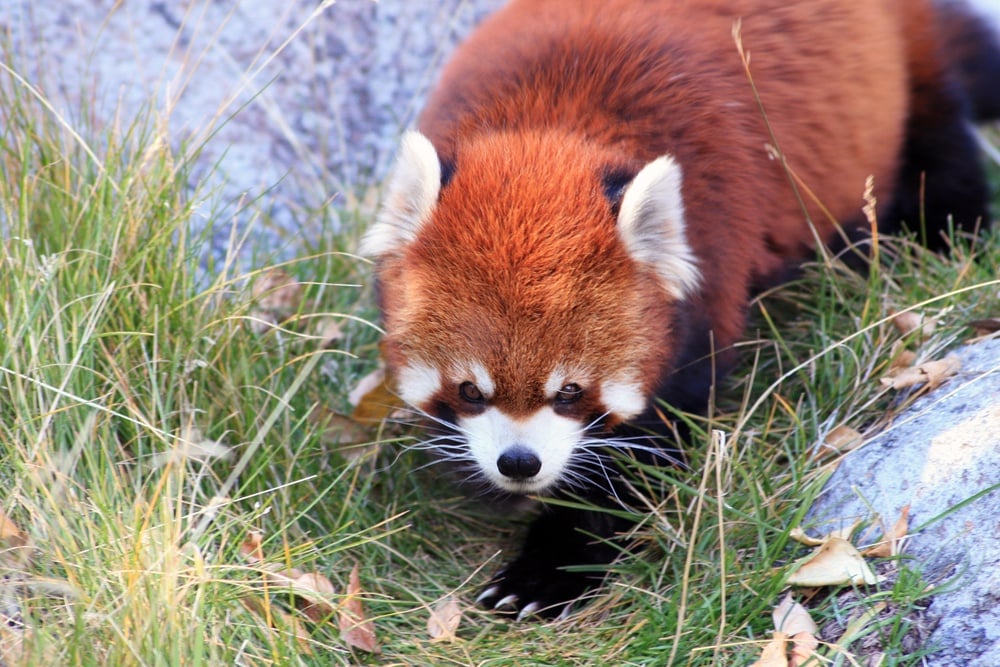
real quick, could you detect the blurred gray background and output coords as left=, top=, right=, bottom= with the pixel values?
left=2, top=0, right=503, bottom=261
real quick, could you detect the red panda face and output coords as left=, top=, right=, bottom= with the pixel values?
left=362, top=131, right=699, bottom=495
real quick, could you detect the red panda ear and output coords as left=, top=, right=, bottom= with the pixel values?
left=359, top=131, right=441, bottom=257
left=616, top=156, right=701, bottom=299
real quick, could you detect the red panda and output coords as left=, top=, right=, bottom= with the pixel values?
left=360, top=0, right=999, bottom=619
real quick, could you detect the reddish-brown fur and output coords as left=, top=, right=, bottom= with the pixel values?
left=377, top=130, right=676, bottom=419
left=408, top=0, right=931, bottom=384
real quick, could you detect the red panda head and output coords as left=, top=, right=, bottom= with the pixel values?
left=361, top=130, right=699, bottom=495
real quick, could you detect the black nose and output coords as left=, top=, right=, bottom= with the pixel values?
left=496, top=447, right=542, bottom=480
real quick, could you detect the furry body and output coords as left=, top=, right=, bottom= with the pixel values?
left=361, top=0, right=1000, bottom=618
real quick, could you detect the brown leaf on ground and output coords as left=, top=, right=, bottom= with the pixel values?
left=968, top=317, right=1000, bottom=337
left=787, top=537, right=880, bottom=587
left=789, top=526, right=826, bottom=547
left=0, top=509, right=26, bottom=548
left=862, top=505, right=910, bottom=558
left=349, top=365, right=407, bottom=424
left=773, top=593, right=818, bottom=636
left=880, top=353, right=961, bottom=390
left=427, top=595, right=463, bottom=642
left=891, top=310, right=936, bottom=339
left=889, top=347, right=918, bottom=372
left=790, top=631, right=820, bottom=667
left=790, top=518, right=861, bottom=547
left=339, top=564, right=379, bottom=653
left=773, top=594, right=820, bottom=667
left=750, top=632, right=789, bottom=667
left=293, top=572, right=337, bottom=623
left=238, top=531, right=335, bottom=622
left=813, top=425, right=863, bottom=461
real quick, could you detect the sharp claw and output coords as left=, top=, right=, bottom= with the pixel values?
left=494, top=594, right=519, bottom=611
left=516, top=601, right=541, bottom=621
left=475, top=586, right=500, bottom=605
left=556, top=604, right=574, bottom=621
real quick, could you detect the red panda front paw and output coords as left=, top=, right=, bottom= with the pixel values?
left=475, top=559, right=599, bottom=621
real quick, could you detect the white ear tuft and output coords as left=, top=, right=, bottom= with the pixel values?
left=616, top=155, right=700, bottom=299
left=359, top=131, right=442, bottom=257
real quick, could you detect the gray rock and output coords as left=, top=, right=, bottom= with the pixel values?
left=809, top=339, right=1000, bottom=665
left=2, top=0, right=502, bottom=264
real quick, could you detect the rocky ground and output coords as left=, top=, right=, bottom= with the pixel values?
left=810, top=339, right=1000, bottom=665
left=3, top=0, right=502, bottom=264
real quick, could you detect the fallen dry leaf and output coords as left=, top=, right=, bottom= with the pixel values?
left=915, top=354, right=962, bottom=386
left=427, top=595, right=463, bottom=642
left=786, top=537, right=880, bottom=587
left=790, top=519, right=861, bottom=547
left=790, top=631, right=820, bottom=667
left=862, top=505, right=910, bottom=558
left=968, top=317, right=1000, bottom=337
left=293, top=572, right=337, bottom=623
left=339, top=564, right=379, bottom=653
left=348, top=365, right=387, bottom=408
left=813, top=425, right=863, bottom=461
left=773, top=594, right=820, bottom=667
left=880, top=353, right=961, bottom=390
left=750, top=631, right=789, bottom=667
left=773, top=593, right=817, bottom=636
left=891, top=310, right=936, bottom=339
left=889, top=347, right=918, bottom=372
left=238, top=531, right=336, bottom=622
left=0, top=509, right=26, bottom=547
left=788, top=527, right=825, bottom=548
left=349, top=365, right=407, bottom=424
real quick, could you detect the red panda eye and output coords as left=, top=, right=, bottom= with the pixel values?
left=555, top=383, right=583, bottom=404
left=458, top=381, right=485, bottom=403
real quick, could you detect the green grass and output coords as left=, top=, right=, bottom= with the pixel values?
left=1, top=41, right=999, bottom=667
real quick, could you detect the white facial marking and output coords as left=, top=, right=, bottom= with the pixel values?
left=464, top=361, right=495, bottom=398
left=601, top=378, right=647, bottom=420
left=461, top=406, right=581, bottom=493
left=617, top=154, right=701, bottom=299
left=395, top=361, right=442, bottom=407
left=543, top=363, right=588, bottom=398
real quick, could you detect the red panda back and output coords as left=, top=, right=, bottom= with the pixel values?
left=419, top=0, right=914, bottom=334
